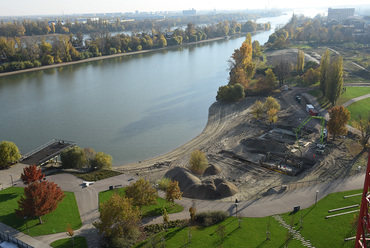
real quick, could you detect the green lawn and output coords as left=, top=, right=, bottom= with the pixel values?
left=347, top=97, right=370, bottom=124
left=136, top=189, right=364, bottom=248
left=281, top=189, right=362, bottom=248
left=99, top=188, right=184, bottom=218
left=135, top=216, right=304, bottom=248
left=0, top=187, right=82, bottom=236
left=51, top=236, right=88, bottom=248
left=336, top=87, right=370, bottom=106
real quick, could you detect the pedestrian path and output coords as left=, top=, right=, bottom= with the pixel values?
left=273, top=215, right=314, bottom=248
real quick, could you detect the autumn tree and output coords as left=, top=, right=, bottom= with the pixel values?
left=189, top=149, right=208, bottom=175
left=16, top=180, right=65, bottom=224
left=265, top=69, right=277, bottom=89
left=325, top=56, right=343, bottom=105
left=296, top=48, right=305, bottom=76
left=264, top=96, right=281, bottom=112
left=319, top=49, right=330, bottom=95
left=302, top=67, right=320, bottom=86
left=21, top=165, right=44, bottom=185
left=90, top=151, right=113, bottom=170
left=327, top=106, right=350, bottom=140
left=125, top=178, right=158, bottom=207
left=274, top=60, right=291, bottom=86
left=0, top=141, right=21, bottom=169
left=251, top=100, right=264, bottom=119
left=165, top=180, right=182, bottom=203
left=352, top=114, right=370, bottom=149
left=94, top=194, right=141, bottom=247
left=268, top=108, right=279, bottom=123
left=252, top=40, right=262, bottom=58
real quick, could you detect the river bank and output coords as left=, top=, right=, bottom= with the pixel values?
left=0, top=33, right=252, bottom=78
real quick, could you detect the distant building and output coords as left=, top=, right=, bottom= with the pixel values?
left=328, top=8, right=355, bottom=22
left=183, top=9, right=196, bottom=16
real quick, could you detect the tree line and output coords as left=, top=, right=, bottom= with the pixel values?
left=0, top=20, right=271, bottom=73
left=0, top=10, right=279, bottom=37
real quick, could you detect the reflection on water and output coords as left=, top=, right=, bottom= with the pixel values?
left=0, top=14, right=295, bottom=165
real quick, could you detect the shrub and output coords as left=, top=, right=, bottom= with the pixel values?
left=195, top=211, right=229, bottom=227
left=144, top=220, right=188, bottom=235
left=189, top=149, right=208, bottom=175
left=24, top=61, right=34, bottom=69
left=32, top=60, right=42, bottom=67
left=158, top=177, right=171, bottom=191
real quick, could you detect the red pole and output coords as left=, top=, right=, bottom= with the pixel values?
left=355, top=150, right=370, bottom=248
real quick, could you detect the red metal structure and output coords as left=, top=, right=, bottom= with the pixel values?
left=355, top=150, right=370, bottom=248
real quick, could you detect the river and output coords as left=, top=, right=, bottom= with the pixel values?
left=0, top=13, right=295, bottom=165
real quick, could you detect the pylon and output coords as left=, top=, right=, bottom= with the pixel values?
left=355, top=149, right=370, bottom=248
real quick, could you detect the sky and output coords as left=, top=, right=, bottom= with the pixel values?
left=1, top=0, right=370, bottom=16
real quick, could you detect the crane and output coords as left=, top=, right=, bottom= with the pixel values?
left=294, top=115, right=327, bottom=152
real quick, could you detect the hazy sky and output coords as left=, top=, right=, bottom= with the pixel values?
left=2, top=0, right=370, bottom=16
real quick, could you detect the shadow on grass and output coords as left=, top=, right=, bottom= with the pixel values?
left=0, top=193, right=18, bottom=203
left=255, top=239, right=269, bottom=248
left=164, top=226, right=186, bottom=241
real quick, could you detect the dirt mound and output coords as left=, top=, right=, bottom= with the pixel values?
left=164, top=167, right=201, bottom=190
left=216, top=181, right=239, bottom=198
left=204, top=164, right=222, bottom=175
left=165, top=167, right=238, bottom=199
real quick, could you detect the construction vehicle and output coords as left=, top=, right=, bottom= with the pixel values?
left=294, top=115, right=327, bottom=153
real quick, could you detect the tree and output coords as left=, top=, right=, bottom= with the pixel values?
left=327, top=106, right=350, bottom=140
left=325, top=56, right=343, bottom=105
left=252, top=40, right=262, bottom=58
left=15, top=180, right=65, bottom=224
left=165, top=180, right=182, bottom=203
left=320, top=49, right=330, bottom=95
left=60, top=146, right=87, bottom=169
left=302, top=67, right=320, bottom=85
left=83, top=147, right=96, bottom=165
left=251, top=100, right=264, bottom=119
left=268, top=108, right=279, bottom=123
left=94, top=194, right=141, bottom=245
left=274, top=60, right=291, bottom=86
left=189, top=149, right=208, bottom=175
left=90, top=151, right=112, bottom=170
left=216, top=224, right=226, bottom=245
left=265, top=69, right=277, bottom=89
left=125, top=178, right=158, bottom=207
left=0, top=141, right=21, bottom=169
left=216, top=84, right=245, bottom=102
left=296, top=48, right=305, bottom=76
left=264, top=96, right=281, bottom=112
left=352, top=115, right=370, bottom=149
left=66, top=223, right=75, bottom=246
left=21, top=165, right=44, bottom=185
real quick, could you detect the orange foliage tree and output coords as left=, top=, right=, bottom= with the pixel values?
left=327, top=106, right=350, bottom=140
left=21, top=164, right=44, bottom=185
left=125, top=178, right=158, bottom=207
left=16, top=180, right=65, bottom=224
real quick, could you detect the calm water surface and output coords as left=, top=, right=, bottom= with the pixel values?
left=0, top=14, right=292, bottom=165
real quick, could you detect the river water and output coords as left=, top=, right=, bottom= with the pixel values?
left=0, top=14, right=294, bottom=165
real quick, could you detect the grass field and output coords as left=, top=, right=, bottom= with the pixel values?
left=347, top=98, right=370, bottom=124
left=99, top=188, right=184, bottom=218
left=0, top=187, right=82, bottom=236
left=51, top=236, right=88, bottom=248
left=135, top=189, right=363, bottom=248
left=281, top=189, right=362, bottom=248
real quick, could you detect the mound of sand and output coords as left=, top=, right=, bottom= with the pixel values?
left=204, top=164, right=222, bottom=175
left=164, top=167, right=238, bottom=199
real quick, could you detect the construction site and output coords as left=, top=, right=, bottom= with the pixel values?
left=120, top=86, right=367, bottom=201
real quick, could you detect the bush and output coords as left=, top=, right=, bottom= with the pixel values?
left=144, top=220, right=188, bottom=235
left=195, top=211, right=229, bottom=227
left=24, top=61, right=34, bottom=69
left=216, top=83, right=245, bottom=102
left=158, top=177, right=171, bottom=191
left=32, top=60, right=42, bottom=67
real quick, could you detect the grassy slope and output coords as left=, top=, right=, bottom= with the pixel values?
left=0, top=187, right=82, bottom=236
left=51, top=236, right=88, bottom=248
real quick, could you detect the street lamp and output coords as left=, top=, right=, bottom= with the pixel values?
left=10, top=174, right=13, bottom=186
left=235, top=199, right=239, bottom=217
left=315, top=190, right=319, bottom=206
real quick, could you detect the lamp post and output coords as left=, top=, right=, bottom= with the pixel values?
left=315, top=190, right=319, bottom=206
left=10, top=174, right=13, bottom=186
left=235, top=199, right=239, bottom=218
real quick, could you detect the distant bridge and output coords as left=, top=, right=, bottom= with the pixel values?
left=20, top=139, right=76, bottom=166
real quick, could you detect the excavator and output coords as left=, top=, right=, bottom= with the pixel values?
left=294, top=115, right=327, bottom=154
